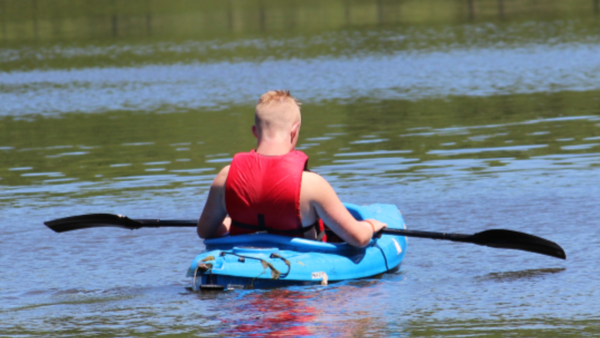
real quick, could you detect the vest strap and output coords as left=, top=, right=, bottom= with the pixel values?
left=231, top=216, right=325, bottom=236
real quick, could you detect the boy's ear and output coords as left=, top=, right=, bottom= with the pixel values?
left=252, top=125, right=258, bottom=138
left=290, top=122, right=301, bottom=142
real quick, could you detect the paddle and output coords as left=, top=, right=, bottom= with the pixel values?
left=44, top=214, right=566, bottom=259
left=380, top=228, right=566, bottom=260
left=44, top=213, right=198, bottom=232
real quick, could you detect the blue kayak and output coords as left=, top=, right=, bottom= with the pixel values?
left=187, top=203, right=408, bottom=290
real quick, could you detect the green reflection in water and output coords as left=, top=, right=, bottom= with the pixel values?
left=1, top=89, right=599, bottom=200
left=2, top=0, right=597, bottom=41
left=1, top=0, right=599, bottom=71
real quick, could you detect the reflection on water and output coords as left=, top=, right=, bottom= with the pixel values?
left=476, top=267, right=566, bottom=282
left=2, top=30, right=600, bottom=116
left=222, top=290, right=319, bottom=337
left=2, top=92, right=599, bottom=202
left=1, top=0, right=600, bottom=336
left=404, top=317, right=600, bottom=337
left=2, top=0, right=597, bottom=42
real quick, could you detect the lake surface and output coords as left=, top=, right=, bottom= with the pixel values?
left=1, top=0, right=600, bottom=336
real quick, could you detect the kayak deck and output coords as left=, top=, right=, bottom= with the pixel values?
left=187, top=203, right=408, bottom=290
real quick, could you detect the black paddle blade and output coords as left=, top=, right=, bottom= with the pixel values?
left=44, top=214, right=143, bottom=233
left=468, top=229, right=566, bottom=260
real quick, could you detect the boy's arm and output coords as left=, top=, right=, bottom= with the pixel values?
left=302, top=172, right=386, bottom=247
left=197, top=166, right=231, bottom=239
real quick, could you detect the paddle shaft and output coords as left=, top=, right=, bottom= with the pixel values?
left=44, top=214, right=565, bottom=259
left=381, top=228, right=470, bottom=242
left=128, top=219, right=197, bottom=227
left=95, top=221, right=475, bottom=243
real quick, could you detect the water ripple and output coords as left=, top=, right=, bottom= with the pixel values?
left=2, top=43, right=600, bottom=116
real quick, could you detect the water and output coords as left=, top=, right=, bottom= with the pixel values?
left=1, top=0, right=600, bottom=336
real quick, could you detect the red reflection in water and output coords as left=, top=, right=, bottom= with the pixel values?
left=221, top=289, right=319, bottom=336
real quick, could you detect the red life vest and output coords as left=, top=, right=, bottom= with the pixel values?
left=225, top=150, right=325, bottom=241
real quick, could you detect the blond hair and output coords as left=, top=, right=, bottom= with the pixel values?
left=255, top=90, right=301, bottom=138
left=257, top=90, right=301, bottom=107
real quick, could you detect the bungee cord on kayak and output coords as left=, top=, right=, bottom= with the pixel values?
left=191, top=250, right=293, bottom=290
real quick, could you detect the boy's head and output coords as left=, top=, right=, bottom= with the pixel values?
left=254, top=90, right=301, bottom=141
